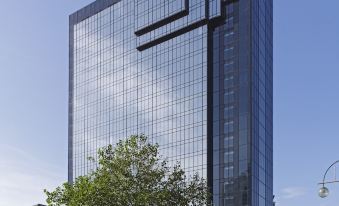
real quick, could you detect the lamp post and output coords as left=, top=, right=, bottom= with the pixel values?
left=318, top=160, right=339, bottom=198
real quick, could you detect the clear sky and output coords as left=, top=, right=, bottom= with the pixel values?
left=0, top=0, right=338, bottom=205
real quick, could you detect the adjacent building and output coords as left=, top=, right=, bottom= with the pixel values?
left=69, top=0, right=273, bottom=205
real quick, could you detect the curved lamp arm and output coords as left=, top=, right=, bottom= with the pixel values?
left=321, top=160, right=339, bottom=186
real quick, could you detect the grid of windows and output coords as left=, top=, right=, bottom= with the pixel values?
left=73, top=1, right=137, bottom=177
left=211, top=0, right=273, bottom=205
left=72, top=0, right=207, bottom=180
left=212, top=3, right=241, bottom=205
left=251, top=0, right=274, bottom=205
left=137, top=25, right=208, bottom=178
left=209, top=0, right=221, bottom=19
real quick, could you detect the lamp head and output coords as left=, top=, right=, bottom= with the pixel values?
left=319, top=186, right=329, bottom=198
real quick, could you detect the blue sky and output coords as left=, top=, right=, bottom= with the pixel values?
left=0, top=0, right=338, bottom=205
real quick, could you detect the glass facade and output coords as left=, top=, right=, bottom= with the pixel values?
left=69, top=0, right=273, bottom=205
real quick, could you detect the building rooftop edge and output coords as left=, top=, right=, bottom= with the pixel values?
left=69, top=0, right=121, bottom=25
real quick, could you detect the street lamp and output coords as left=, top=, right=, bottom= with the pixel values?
left=318, top=160, right=339, bottom=198
left=319, top=186, right=329, bottom=198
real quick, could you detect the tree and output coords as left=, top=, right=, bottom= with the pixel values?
left=45, top=135, right=211, bottom=206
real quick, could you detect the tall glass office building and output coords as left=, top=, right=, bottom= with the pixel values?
left=69, top=0, right=273, bottom=205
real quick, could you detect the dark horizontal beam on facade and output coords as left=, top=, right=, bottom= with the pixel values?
left=135, top=9, right=189, bottom=36
left=136, top=19, right=208, bottom=51
left=135, top=0, right=189, bottom=36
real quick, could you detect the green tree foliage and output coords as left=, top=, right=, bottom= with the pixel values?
left=45, top=135, right=211, bottom=206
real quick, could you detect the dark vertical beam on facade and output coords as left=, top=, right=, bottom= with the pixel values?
left=206, top=0, right=214, bottom=201
left=248, top=0, right=254, bottom=202
left=206, top=33, right=213, bottom=203
left=68, top=15, right=74, bottom=183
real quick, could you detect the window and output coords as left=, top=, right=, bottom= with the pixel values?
left=224, top=75, right=234, bottom=89
left=224, top=196, right=235, bottom=205
left=224, top=121, right=234, bottom=134
left=224, top=180, right=234, bottom=192
left=224, top=90, right=235, bottom=103
left=224, top=61, right=234, bottom=73
left=224, top=31, right=234, bottom=43
left=224, top=136, right=234, bottom=148
left=239, top=145, right=247, bottom=160
left=239, top=160, right=248, bottom=175
left=224, top=166, right=234, bottom=178
left=224, top=151, right=234, bottom=164
left=224, top=47, right=234, bottom=59
left=239, top=130, right=247, bottom=146
left=224, top=106, right=234, bottom=119
left=225, top=17, right=234, bottom=29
